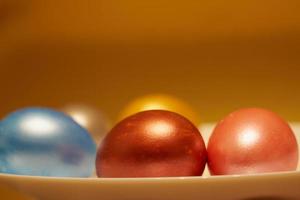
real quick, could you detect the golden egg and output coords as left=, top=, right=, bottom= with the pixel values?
left=118, top=94, right=200, bottom=125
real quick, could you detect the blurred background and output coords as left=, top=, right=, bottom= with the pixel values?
left=1, top=0, right=300, bottom=123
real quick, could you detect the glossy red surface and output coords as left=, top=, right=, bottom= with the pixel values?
left=208, top=108, right=298, bottom=175
left=96, top=110, right=206, bottom=177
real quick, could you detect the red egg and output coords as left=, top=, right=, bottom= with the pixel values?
left=96, top=110, right=207, bottom=177
left=207, top=108, right=298, bottom=175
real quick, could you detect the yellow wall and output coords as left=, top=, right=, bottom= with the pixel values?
left=0, top=0, right=300, bottom=122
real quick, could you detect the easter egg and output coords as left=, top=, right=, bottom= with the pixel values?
left=207, top=108, right=298, bottom=175
left=118, top=94, right=200, bottom=125
left=62, top=104, right=111, bottom=141
left=97, top=110, right=206, bottom=177
left=0, top=108, right=96, bottom=177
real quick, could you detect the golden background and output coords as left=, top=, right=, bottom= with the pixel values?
left=0, top=0, right=300, bottom=123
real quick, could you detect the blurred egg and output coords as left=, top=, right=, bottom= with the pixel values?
left=0, top=108, right=96, bottom=177
left=118, top=94, right=200, bottom=125
left=289, top=122, right=300, bottom=169
left=62, top=104, right=110, bottom=141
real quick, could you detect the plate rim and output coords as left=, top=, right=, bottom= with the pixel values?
left=1, top=170, right=300, bottom=183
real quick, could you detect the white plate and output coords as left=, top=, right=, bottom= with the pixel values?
left=1, top=123, right=300, bottom=200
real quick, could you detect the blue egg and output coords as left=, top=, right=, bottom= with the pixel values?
left=0, top=108, right=96, bottom=177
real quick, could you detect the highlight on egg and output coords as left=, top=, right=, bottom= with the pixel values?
left=96, top=110, right=207, bottom=178
left=0, top=107, right=96, bottom=177
left=207, top=108, right=299, bottom=175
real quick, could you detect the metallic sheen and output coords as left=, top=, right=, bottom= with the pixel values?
left=0, top=108, right=96, bottom=177
left=208, top=108, right=298, bottom=175
left=118, top=94, right=200, bottom=125
left=97, top=110, right=206, bottom=178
